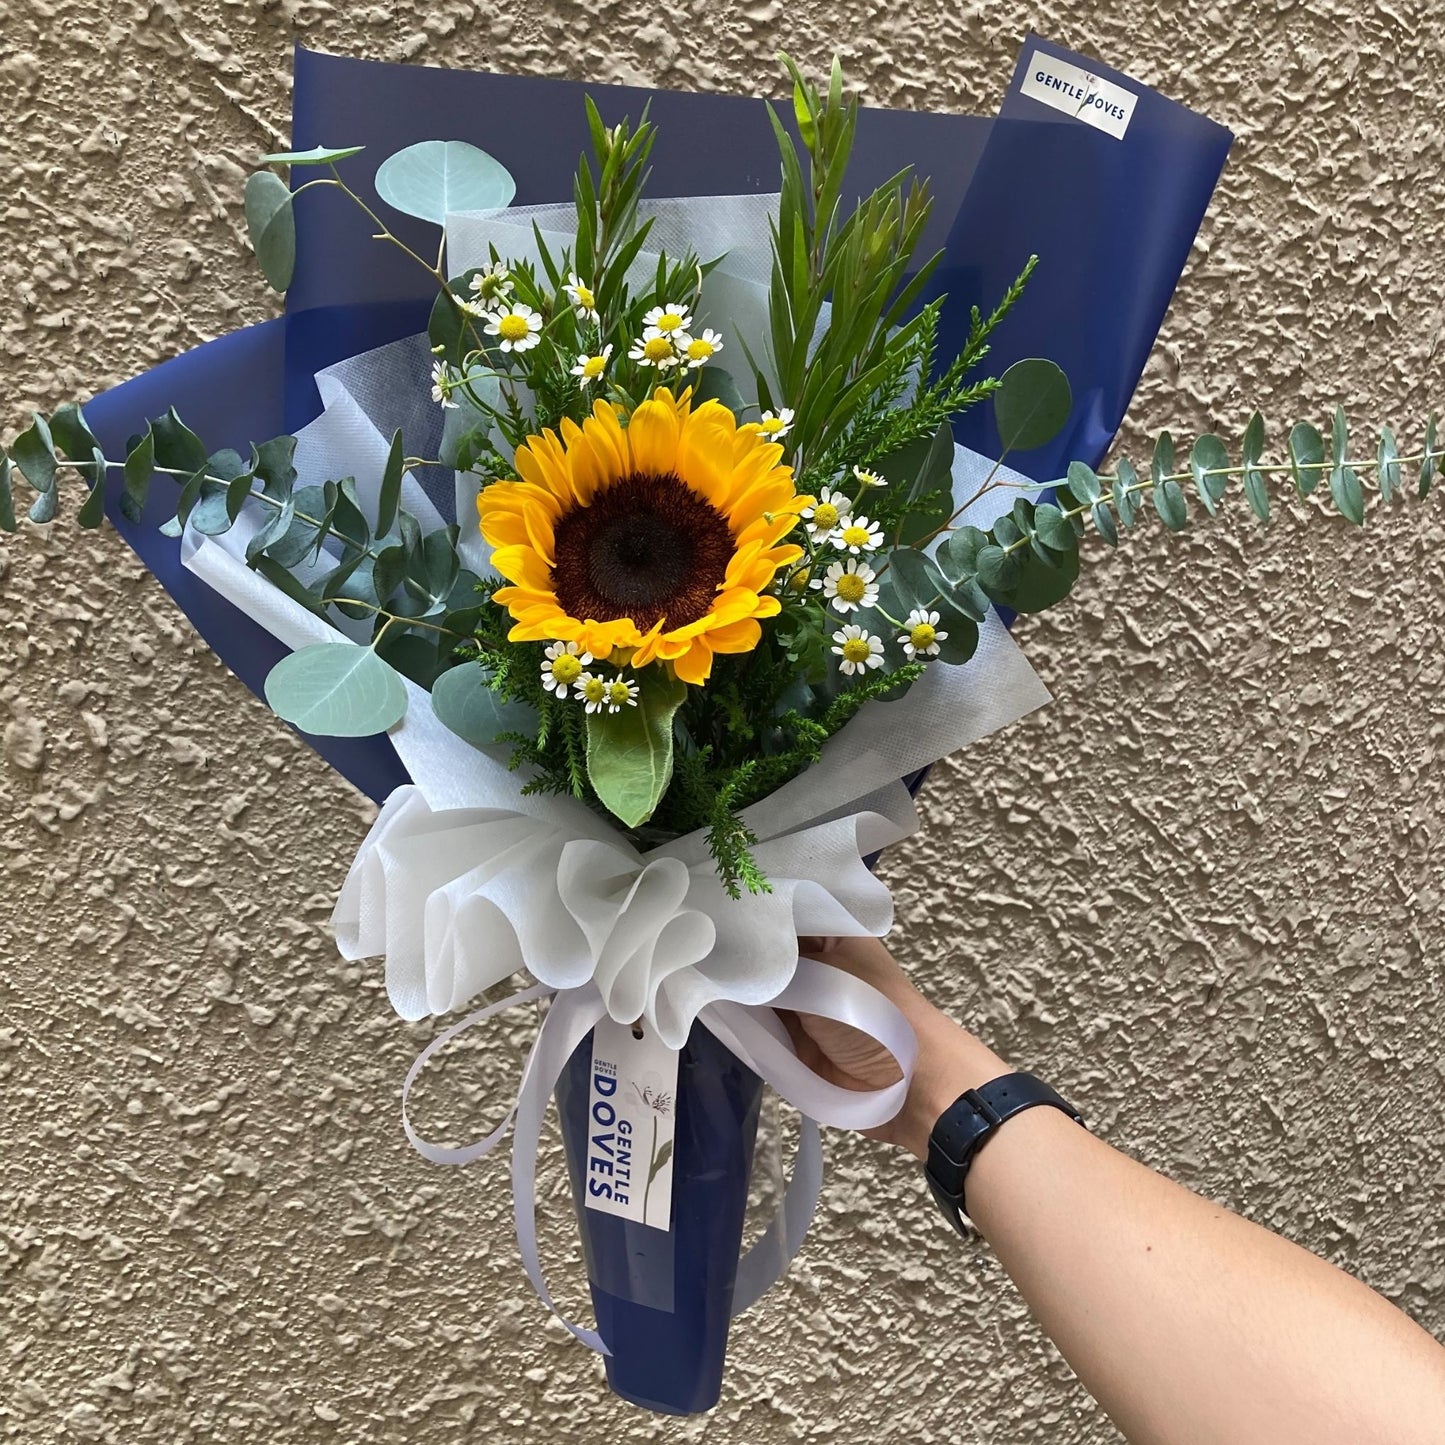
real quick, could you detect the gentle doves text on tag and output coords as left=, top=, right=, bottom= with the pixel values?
left=1019, top=51, right=1138, bottom=140
left=583, top=1017, right=678, bottom=1231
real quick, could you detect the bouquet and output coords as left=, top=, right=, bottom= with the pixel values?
left=4, top=37, right=1437, bottom=1415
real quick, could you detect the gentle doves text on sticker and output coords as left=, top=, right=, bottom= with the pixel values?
left=1019, top=51, right=1137, bottom=140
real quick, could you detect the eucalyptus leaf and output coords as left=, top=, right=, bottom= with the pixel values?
left=375, top=140, right=516, bottom=227
left=1330, top=464, right=1365, bottom=525
left=149, top=408, right=208, bottom=476
left=1288, top=422, right=1325, bottom=496
left=1420, top=413, right=1439, bottom=499
left=263, top=642, right=408, bottom=737
left=0, top=453, right=15, bottom=532
left=1114, top=457, right=1141, bottom=528
left=692, top=367, right=748, bottom=417
left=1189, top=434, right=1230, bottom=513
left=121, top=431, right=154, bottom=525
left=431, top=662, right=537, bottom=749
left=1066, top=460, right=1102, bottom=504
left=585, top=670, right=687, bottom=828
left=1091, top=501, right=1119, bottom=547
left=993, top=358, right=1072, bottom=454
left=258, top=144, right=365, bottom=166
left=1377, top=425, right=1400, bottom=505
left=1242, top=411, right=1269, bottom=521
left=377, top=430, right=405, bottom=537
left=887, top=546, right=948, bottom=611
left=11, top=414, right=57, bottom=493
left=935, top=524, right=988, bottom=583
left=993, top=546, right=1080, bottom=613
left=244, top=171, right=296, bottom=292
left=1155, top=478, right=1188, bottom=531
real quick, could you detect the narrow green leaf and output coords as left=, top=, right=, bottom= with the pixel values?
left=377, top=430, right=405, bottom=537
left=263, top=642, right=408, bottom=737
left=1376, top=425, right=1400, bottom=505
left=992, top=358, right=1072, bottom=455
left=244, top=171, right=296, bottom=292
left=258, top=144, right=365, bottom=166
left=374, top=140, right=516, bottom=227
left=1288, top=423, right=1326, bottom=496
left=585, top=669, right=687, bottom=828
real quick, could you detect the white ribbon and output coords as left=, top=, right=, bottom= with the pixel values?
left=400, top=956, right=915, bottom=1353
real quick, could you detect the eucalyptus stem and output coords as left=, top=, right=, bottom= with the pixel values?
left=346, top=603, right=463, bottom=640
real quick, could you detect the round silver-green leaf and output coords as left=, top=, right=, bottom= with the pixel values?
left=993, top=358, right=1072, bottom=455
left=375, top=140, right=516, bottom=226
left=264, top=643, right=408, bottom=737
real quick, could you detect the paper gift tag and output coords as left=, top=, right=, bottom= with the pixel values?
left=583, top=1017, right=679, bottom=1232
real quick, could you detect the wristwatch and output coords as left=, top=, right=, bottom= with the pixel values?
left=924, top=1071, right=1085, bottom=1236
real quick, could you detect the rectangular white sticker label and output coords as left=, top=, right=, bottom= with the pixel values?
left=582, top=1017, right=678, bottom=1231
left=1018, top=51, right=1137, bottom=140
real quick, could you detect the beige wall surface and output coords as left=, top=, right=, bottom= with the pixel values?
left=2, top=1, right=1443, bottom=1440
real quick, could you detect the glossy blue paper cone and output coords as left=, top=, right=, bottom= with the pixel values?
left=555, top=1024, right=764, bottom=1415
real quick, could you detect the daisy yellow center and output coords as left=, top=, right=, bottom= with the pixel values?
left=654, top=311, right=685, bottom=332
left=840, top=523, right=872, bottom=548
left=574, top=283, right=595, bottom=308
left=641, top=335, right=675, bottom=363
left=812, top=502, right=840, bottom=529
left=855, top=469, right=882, bottom=487
left=581, top=677, right=606, bottom=703
left=551, top=471, right=735, bottom=632
left=909, top=623, right=937, bottom=649
left=686, top=337, right=715, bottom=361
left=498, top=313, right=531, bottom=342
left=841, top=637, right=873, bottom=664
left=834, top=572, right=868, bottom=604
left=550, top=654, right=583, bottom=684
left=582, top=355, right=607, bottom=379
left=761, top=417, right=786, bottom=436
left=605, top=681, right=632, bottom=705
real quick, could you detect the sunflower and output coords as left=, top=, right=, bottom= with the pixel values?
left=478, top=388, right=808, bottom=685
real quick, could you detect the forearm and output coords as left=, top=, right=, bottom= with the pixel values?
left=961, top=1099, right=1445, bottom=1445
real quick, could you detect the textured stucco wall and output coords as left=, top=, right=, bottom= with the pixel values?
left=2, top=2, right=1444, bottom=1440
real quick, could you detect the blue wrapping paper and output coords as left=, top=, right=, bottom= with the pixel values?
left=76, top=40, right=1231, bottom=1415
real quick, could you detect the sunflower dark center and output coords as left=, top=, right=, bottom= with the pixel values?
left=552, top=470, right=734, bottom=631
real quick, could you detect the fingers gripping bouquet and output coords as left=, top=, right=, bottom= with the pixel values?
left=6, top=41, right=1440, bottom=1415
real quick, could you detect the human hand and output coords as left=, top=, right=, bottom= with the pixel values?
left=781, top=935, right=1010, bottom=1159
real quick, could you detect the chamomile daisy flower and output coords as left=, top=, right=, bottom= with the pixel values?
left=485, top=302, right=543, bottom=353
left=571, top=343, right=613, bottom=387
left=801, top=486, right=852, bottom=542
left=832, top=514, right=884, bottom=555
left=758, top=408, right=794, bottom=441
left=832, top=624, right=886, bottom=676
left=629, top=332, right=679, bottom=370
left=852, top=465, right=887, bottom=490
left=430, top=360, right=459, bottom=410
left=899, top=608, right=948, bottom=659
left=541, top=640, right=592, bottom=695
left=468, top=261, right=512, bottom=303
left=604, top=677, right=640, bottom=713
left=677, top=328, right=723, bottom=369
left=565, top=273, right=599, bottom=324
left=578, top=672, right=610, bottom=714
left=812, top=559, right=879, bottom=614
left=642, top=302, right=693, bottom=335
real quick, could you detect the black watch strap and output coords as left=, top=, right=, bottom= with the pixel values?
left=924, top=1071, right=1085, bottom=1236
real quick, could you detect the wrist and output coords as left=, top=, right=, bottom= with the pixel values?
left=899, top=1014, right=1010, bottom=1160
